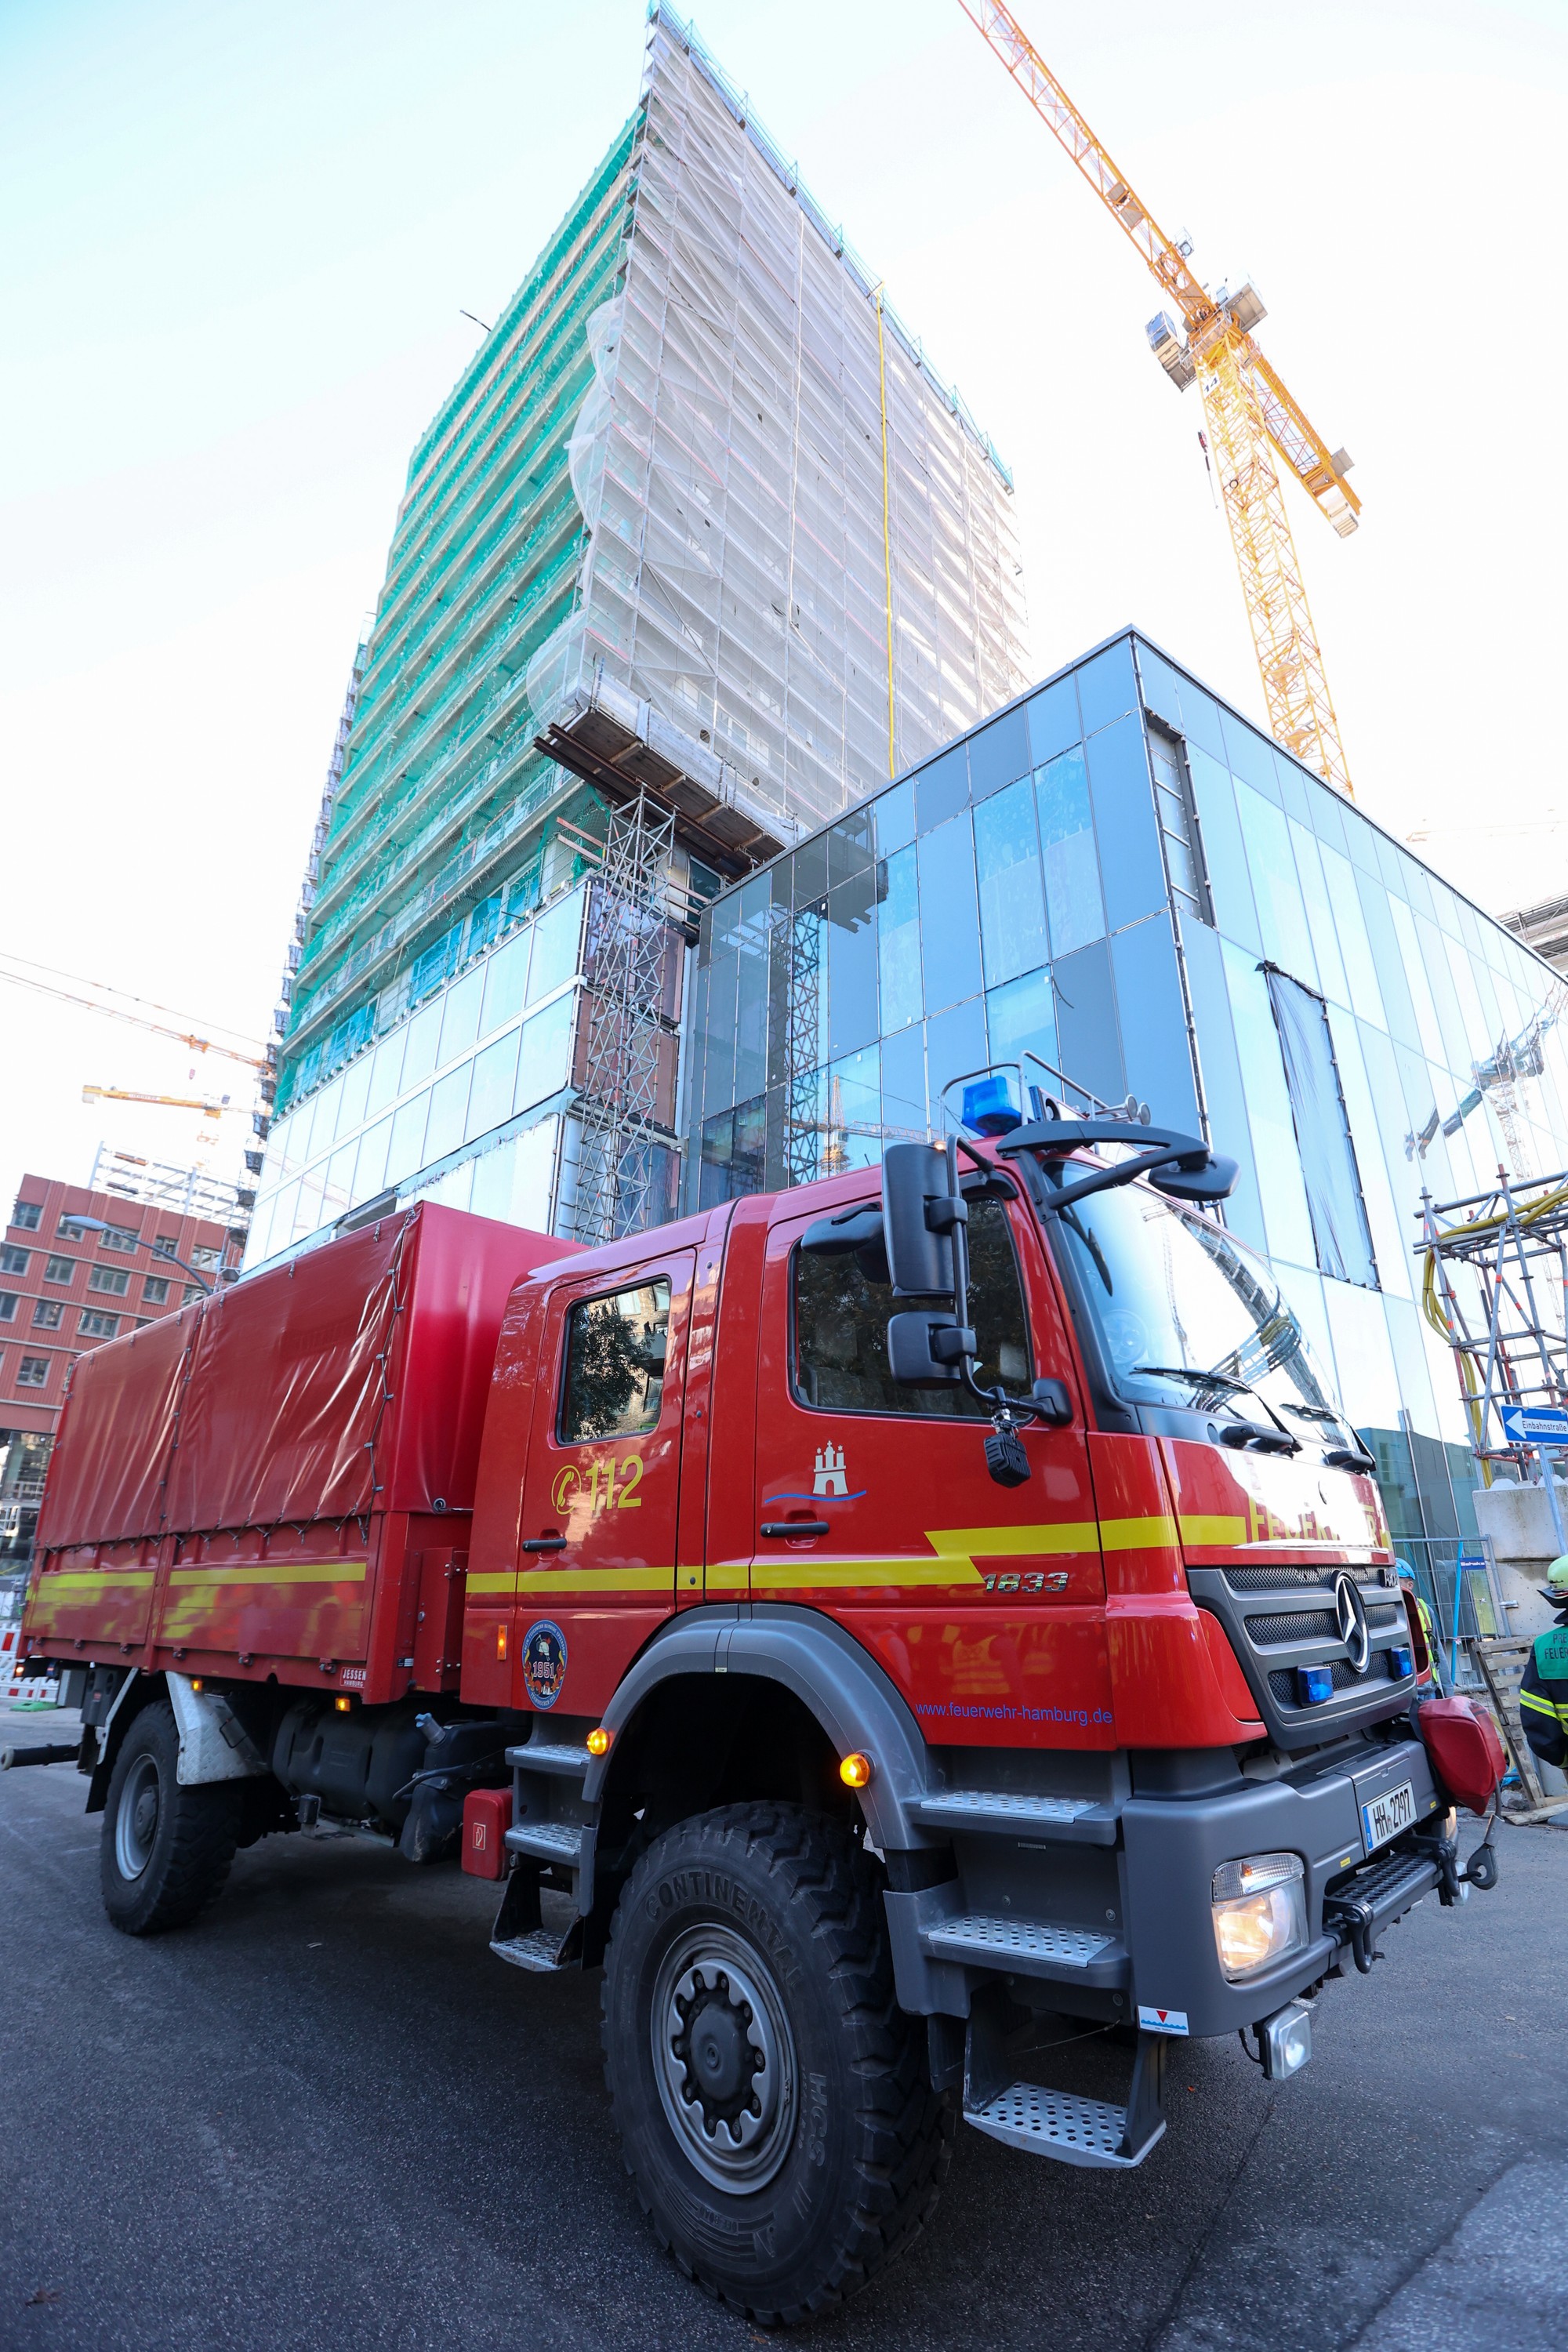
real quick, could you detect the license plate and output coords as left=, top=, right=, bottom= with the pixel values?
left=1361, top=1780, right=1417, bottom=1853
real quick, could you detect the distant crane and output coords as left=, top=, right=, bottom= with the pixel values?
left=958, top=1, right=1360, bottom=797
left=0, top=951, right=270, bottom=1071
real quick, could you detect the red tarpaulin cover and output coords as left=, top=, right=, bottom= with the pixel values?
left=34, top=1304, right=202, bottom=1549
left=38, top=1204, right=576, bottom=1548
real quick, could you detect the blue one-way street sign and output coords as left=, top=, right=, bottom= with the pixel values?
left=1500, top=1403, right=1568, bottom=1446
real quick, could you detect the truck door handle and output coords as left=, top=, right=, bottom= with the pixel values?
left=521, top=1536, right=568, bottom=1553
left=760, top=1521, right=830, bottom=1539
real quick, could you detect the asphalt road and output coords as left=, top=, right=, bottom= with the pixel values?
left=2, top=1715, right=1565, bottom=2352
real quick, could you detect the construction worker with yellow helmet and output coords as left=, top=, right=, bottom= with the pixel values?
left=1518, top=1556, right=1568, bottom=1768
left=1396, top=1561, right=1446, bottom=1696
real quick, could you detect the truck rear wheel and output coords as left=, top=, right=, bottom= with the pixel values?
left=601, top=1803, right=952, bottom=2325
left=100, top=1700, right=241, bottom=1935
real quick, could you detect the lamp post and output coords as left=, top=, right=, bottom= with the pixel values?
left=64, top=1216, right=237, bottom=1297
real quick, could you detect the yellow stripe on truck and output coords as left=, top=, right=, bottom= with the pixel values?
left=36, top=1570, right=157, bottom=1592
left=166, top=1561, right=368, bottom=1587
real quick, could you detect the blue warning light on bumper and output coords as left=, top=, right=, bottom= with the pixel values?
left=1296, top=1664, right=1334, bottom=1704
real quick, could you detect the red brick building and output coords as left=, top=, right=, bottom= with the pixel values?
left=1, top=1173, right=234, bottom=1563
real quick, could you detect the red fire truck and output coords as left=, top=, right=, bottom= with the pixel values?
left=10, top=1107, right=1501, bottom=2323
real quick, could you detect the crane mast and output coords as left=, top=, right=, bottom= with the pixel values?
left=957, top=0, right=1359, bottom=797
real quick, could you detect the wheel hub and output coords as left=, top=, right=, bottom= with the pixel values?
left=114, top=1750, right=162, bottom=1882
left=652, top=1924, right=797, bottom=2193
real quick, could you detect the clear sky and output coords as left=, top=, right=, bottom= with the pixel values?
left=2, top=0, right=1564, bottom=1218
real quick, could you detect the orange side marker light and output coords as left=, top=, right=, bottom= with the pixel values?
left=839, top=1751, right=873, bottom=1789
left=586, top=1726, right=612, bottom=1757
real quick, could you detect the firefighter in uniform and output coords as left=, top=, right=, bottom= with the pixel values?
left=1518, top=1557, right=1568, bottom=1769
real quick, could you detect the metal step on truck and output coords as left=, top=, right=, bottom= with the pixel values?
left=10, top=1076, right=1504, bottom=2324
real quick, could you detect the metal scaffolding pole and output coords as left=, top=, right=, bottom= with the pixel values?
left=571, top=792, right=679, bottom=1246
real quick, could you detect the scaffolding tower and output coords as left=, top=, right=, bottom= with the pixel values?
left=1421, top=1163, right=1568, bottom=1552
left=572, top=793, right=681, bottom=1245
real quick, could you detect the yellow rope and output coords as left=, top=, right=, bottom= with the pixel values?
left=873, top=285, right=896, bottom=779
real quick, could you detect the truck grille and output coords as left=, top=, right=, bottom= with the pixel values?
left=1188, top=1563, right=1412, bottom=1751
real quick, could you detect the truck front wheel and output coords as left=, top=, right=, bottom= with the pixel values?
left=100, top=1700, right=241, bottom=1935
left=601, top=1803, right=952, bottom=2324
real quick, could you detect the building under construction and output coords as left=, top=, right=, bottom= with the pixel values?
left=245, top=5, right=1026, bottom=1266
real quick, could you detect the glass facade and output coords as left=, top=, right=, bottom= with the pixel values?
left=684, top=629, right=1568, bottom=1551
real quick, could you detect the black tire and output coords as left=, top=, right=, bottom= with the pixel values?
left=601, top=1803, right=953, bottom=2325
left=100, top=1700, right=241, bottom=1935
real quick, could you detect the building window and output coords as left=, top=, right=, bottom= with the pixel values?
left=188, top=1244, right=220, bottom=1271
left=793, top=1197, right=1032, bottom=1417
left=10, top=1201, right=42, bottom=1231
left=87, top=1265, right=130, bottom=1297
left=142, top=1275, right=170, bottom=1305
left=101, top=1226, right=140, bottom=1254
left=0, top=1245, right=31, bottom=1277
left=152, top=1236, right=179, bottom=1259
left=31, top=1301, right=63, bottom=1330
left=181, top=1283, right=204, bottom=1305
left=17, top=1356, right=48, bottom=1388
left=43, top=1255, right=75, bottom=1284
left=57, top=1217, right=89, bottom=1241
left=1147, top=721, right=1212, bottom=926
left=78, top=1309, right=121, bottom=1339
left=559, top=1279, right=671, bottom=1442
left=0, top=1294, right=16, bottom=1324
left=1264, top=966, right=1378, bottom=1289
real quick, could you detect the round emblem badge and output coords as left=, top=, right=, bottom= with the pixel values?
left=521, top=1619, right=568, bottom=1711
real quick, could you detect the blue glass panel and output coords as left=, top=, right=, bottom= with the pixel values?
left=467, top=1028, right=521, bottom=1142
left=967, top=704, right=1032, bottom=800
left=1086, top=714, right=1165, bottom=933
left=916, top=746, right=969, bottom=831
left=1341, top=802, right=1383, bottom=880
left=1265, top=969, right=1377, bottom=1287
left=880, top=1022, right=927, bottom=1138
left=1053, top=938, right=1124, bottom=1109
left=1454, top=898, right=1482, bottom=957
left=736, top=910, right=771, bottom=1102
left=1036, top=746, right=1105, bottom=956
left=1186, top=745, right=1260, bottom=954
left=873, top=779, right=916, bottom=857
left=1439, top=928, right=1493, bottom=1065
left=1221, top=939, right=1316, bottom=1267
left=877, top=848, right=922, bottom=1032
left=1355, top=866, right=1418, bottom=1048
left=1374, top=832, right=1410, bottom=902
left=1388, top=895, right=1446, bottom=1066
left=1134, top=644, right=1185, bottom=732
left=826, top=1044, right=881, bottom=1173
left=1414, top=912, right=1469, bottom=1077
left=927, top=996, right=989, bottom=1126
left=1219, top=710, right=1280, bottom=800
left=1318, top=843, right=1385, bottom=1028
left=1076, top=640, right=1138, bottom=737
left=702, top=953, right=737, bottom=1116
left=401, top=1000, right=443, bottom=1091
left=1027, top=677, right=1081, bottom=768
left=527, top=890, right=583, bottom=1004
left=826, top=871, right=880, bottom=1059
left=365, top=1029, right=405, bottom=1119
left=1176, top=684, right=1228, bottom=765
left=515, top=992, right=575, bottom=1112
left=1290, top=819, right=1348, bottom=1007
left=337, top=1052, right=372, bottom=1138
left=424, top=1062, right=471, bottom=1167
left=986, top=968, right=1055, bottom=1101
left=918, top=812, right=982, bottom=1013
left=438, top=965, right=485, bottom=1066
left=1272, top=753, right=1312, bottom=826
left=1178, top=914, right=1265, bottom=1252
left=792, top=830, right=829, bottom=911
left=480, top=929, right=530, bottom=1036
left=385, top=1091, right=430, bottom=1189
left=1110, top=917, right=1199, bottom=1133
left=1323, top=1007, right=1409, bottom=1297
left=974, top=776, right=1046, bottom=985
left=1403, top=860, right=1436, bottom=924
left=1309, top=787, right=1349, bottom=861
left=829, top=807, right=876, bottom=885
left=1237, top=782, right=1317, bottom=988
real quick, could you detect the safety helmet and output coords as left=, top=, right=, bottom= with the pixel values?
left=1547, top=1555, right=1568, bottom=1602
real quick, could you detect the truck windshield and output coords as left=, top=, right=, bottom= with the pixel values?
left=1047, top=1180, right=1351, bottom=1441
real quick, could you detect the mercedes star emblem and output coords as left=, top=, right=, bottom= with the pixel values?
left=1334, top=1570, right=1371, bottom=1675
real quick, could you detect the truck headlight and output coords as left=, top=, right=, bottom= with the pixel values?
left=1211, top=1852, right=1307, bottom=1982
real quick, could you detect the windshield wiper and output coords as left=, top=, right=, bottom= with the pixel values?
left=1128, top=1365, right=1301, bottom=1453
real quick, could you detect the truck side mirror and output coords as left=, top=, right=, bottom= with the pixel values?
left=881, top=1142, right=966, bottom=1298
left=887, top=1309, right=976, bottom=1387
left=1149, top=1153, right=1238, bottom=1204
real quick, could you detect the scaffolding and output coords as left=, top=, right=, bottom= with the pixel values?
left=572, top=793, right=681, bottom=1244
left=1421, top=1165, right=1568, bottom=1566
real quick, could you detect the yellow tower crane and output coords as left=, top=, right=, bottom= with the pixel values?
left=958, top=1, right=1360, bottom=797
